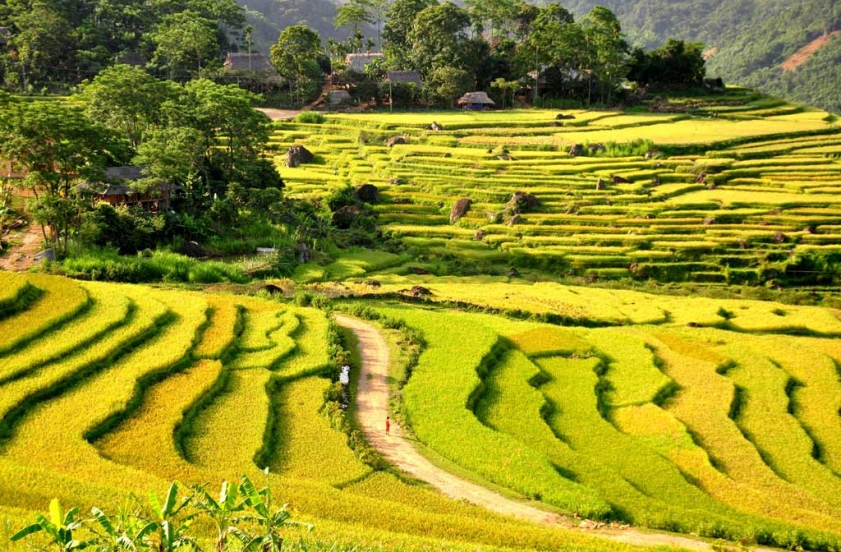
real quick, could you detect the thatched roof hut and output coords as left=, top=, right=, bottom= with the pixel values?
left=77, top=167, right=177, bottom=210
left=345, top=53, right=385, bottom=72
left=457, top=91, right=495, bottom=110
left=224, top=53, right=280, bottom=81
left=386, top=71, right=423, bottom=89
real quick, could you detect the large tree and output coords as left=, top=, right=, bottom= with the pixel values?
left=149, top=10, right=219, bottom=77
left=81, top=64, right=177, bottom=148
left=382, top=0, right=437, bottom=68
left=334, top=0, right=373, bottom=53
left=581, top=5, right=627, bottom=104
left=408, top=2, right=472, bottom=76
left=0, top=0, right=244, bottom=89
left=464, top=0, right=517, bottom=41
left=5, top=1, right=74, bottom=90
left=133, top=125, right=206, bottom=208
left=627, top=38, right=706, bottom=88
left=139, top=78, right=280, bottom=207
left=270, top=25, right=323, bottom=105
left=513, top=1, right=540, bottom=41
left=368, top=0, right=390, bottom=52
left=427, top=66, right=472, bottom=107
left=0, top=100, right=126, bottom=254
left=520, top=3, right=584, bottom=99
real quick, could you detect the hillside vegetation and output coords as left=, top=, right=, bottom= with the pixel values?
left=563, top=0, right=841, bottom=113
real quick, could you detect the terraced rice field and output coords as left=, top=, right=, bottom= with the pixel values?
left=4, top=262, right=841, bottom=550
left=275, top=98, right=841, bottom=284
left=366, top=282, right=841, bottom=549
left=0, top=272, right=674, bottom=552
left=5, top=97, right=841, bottom=550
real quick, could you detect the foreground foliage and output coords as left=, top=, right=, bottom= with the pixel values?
left=12, top=476, right=306, bottom=552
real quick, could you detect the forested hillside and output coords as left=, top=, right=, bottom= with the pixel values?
left=240, top=0, right=351, bottom=54
left=564, top=0, right=841, bottom=113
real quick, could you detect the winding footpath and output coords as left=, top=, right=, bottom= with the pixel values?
left=333, top=314, right=764, bottom=551
left=0, top=223, right=43, bottom=272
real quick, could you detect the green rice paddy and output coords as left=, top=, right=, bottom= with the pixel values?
left=276, top=95, right=841, bottom=285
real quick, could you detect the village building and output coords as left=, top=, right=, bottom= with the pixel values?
left=386, top=70, right=423, bottom=89
left=458, top=91, right=495, bottom=110
left=1, top=159, right=26, bottom=180
left=345, top=53, right=385, bottom=73
left=223, top=52, right=281, bottom=88
left=77, top=166, right=176, bottom=210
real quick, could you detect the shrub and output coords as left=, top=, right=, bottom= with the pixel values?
left=297, top=112, right=325, bottom=124
left=60, top=249, right=250, bottom=284
left=82, top=204, right=168, bottom=255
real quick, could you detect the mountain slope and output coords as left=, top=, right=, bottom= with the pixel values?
left=564, top=0, right=841, bottom=113
left=239, top=0, right=351, bottom=53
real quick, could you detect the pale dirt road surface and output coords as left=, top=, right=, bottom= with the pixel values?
left=257, top=108, right=301, bottom=121
left=332, top=314, right=769, bottom=551
left=0, top=223, right=43, bottom=272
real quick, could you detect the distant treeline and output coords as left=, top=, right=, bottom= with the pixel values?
left=561, top=0, right=841, bottom=113
left=0, top=0, right=709, bottom=107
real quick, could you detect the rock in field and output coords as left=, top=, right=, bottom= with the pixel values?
left=354, top=184, right=379, bottom=203
left=507, top=192, right=540, bottom=214
left=286, top=145, right=314, bottom=168
left=34, top=248, right=55, bottom=263
left=387, top=136, right=407, bottom=147
left=332, top=205, right=361, bottom=229
left=450, top=198, right=472, bottom=224
left=409, top=286, right=433, bottom=298
left=179, top=241, right=206, bottom=258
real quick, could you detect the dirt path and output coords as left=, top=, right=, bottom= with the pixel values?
left=257, top=108, right=301, bottom=121
left=257, top=83, right=333, bottom=122
left=782, top=31, right=840, bottom=72
left=0, top=223, right=43, bottom=272
left=334, top=314, right=755, bottom=551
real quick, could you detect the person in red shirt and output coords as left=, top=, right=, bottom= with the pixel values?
left=386, top=416, right=391, bottom=435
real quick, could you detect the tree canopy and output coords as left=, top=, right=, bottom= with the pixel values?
left=0, top=0, right=245, bottom=86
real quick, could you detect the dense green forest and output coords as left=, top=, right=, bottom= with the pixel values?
left=237, top=0, right=841, bottom=111
left=563, top=0, right=841, bottom=112
left=0, top=0, right=707, bottom=107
